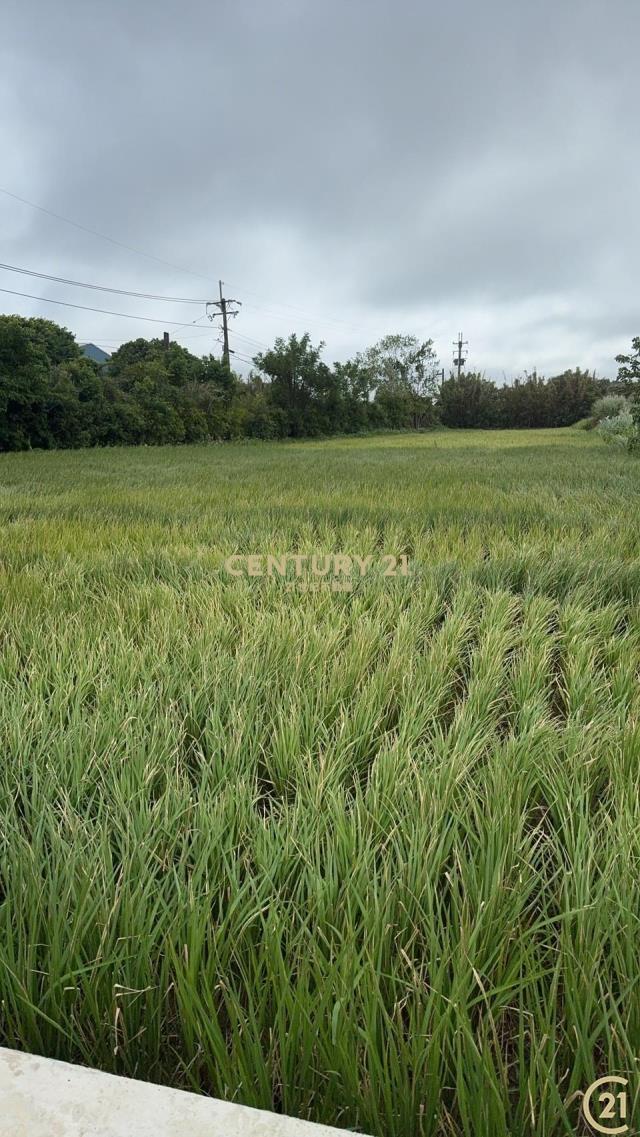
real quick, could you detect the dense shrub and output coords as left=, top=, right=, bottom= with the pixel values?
left=596, top=412, right=636, bottom=448
left=437, top=368, right=603, bottom=429
left=592, top=394, right=629, bottom=422
left=0, top=314, right=634, bottom=451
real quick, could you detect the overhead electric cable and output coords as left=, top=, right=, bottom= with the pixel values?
left=0, top=186, right=217, bottom=285
left=0, top=286, right=212, bottom=328
left=0, top=261, right=207, bottom=304
left=228, top=284, right=370, bottom=334
left=0, top=186, right=369, bottom=339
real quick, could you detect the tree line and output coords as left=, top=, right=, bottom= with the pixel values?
left=0, top=314, right=638, bottom=451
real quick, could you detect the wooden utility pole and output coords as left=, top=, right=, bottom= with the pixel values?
left=218, top=280, right=229, bottom=365
left=453, top=332, right=468, bottom=378
left=206, top=282, right=241, bottom=367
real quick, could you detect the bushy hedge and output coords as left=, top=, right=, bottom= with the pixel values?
left=0, top=315, right=630, bottom=451
left=597, top=411, right=635, bottom=444
left=592, top=394, right=630, bottom=422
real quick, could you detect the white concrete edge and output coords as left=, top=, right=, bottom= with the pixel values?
left=0, top=1047, right=369, bottom=1137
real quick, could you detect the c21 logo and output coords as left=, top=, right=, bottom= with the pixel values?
left=582, top=1076, right=629, bottom=1134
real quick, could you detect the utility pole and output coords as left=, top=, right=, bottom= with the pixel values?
left=453, top=332, right=468, bottom=378
left=219, top=280, right=229, bottom=365
left=206, top=281, right=241, bottom=367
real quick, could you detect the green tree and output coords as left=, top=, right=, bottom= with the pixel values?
left=14, top=315, right=80, bottom=367
left=199, top=353, right=237, bottom=397
left=364, top=334, right=439, bottom=397
left=0, top=317, right=50, bottom=449
left=45, top=358, right=102, bottom=448
left=233, top=375, right=289, bottom=439
left=438, top=373, right=501, bottom=428
left=109, top=337, right=233, bottom=390
left=364, top=334, right=440, bottom=429
left=333, top=359, right=374, bottom=433
left=499, top=372, right=550, bottom=428
left=545, top=368, right=601, bottom=426
left=253, top=333, right=336, bottom=436
left=0, top=315, right=91, bottom=450
left=615, top=337, right=640, bottom=397
left=117, top=360, right=186, bottom=444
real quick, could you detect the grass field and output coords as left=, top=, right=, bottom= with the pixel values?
left=1, top=428, right=639, bottom=1136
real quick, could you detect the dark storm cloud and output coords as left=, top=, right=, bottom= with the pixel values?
left=1, top=0, right=638, bottom=377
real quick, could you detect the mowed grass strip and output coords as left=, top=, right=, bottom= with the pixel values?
left=0, top=428, right=639, bottom=1136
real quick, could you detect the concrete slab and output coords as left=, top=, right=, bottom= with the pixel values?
left=0, top=1047, right=367, bottom=1137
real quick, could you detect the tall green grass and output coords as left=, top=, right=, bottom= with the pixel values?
left=0, top=428, right=639, bottom=1135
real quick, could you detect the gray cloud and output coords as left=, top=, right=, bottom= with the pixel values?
left=1, top=0, right=638, bottom=378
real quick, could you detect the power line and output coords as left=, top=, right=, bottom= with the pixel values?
left=0, top=187, right=373, bottom=345
left=239, top=298, right=368, bottom=336
left=0, top=185, right=218, bottom=285
left=230, top=329, right=271, bottom=350
left=0, top=260, right=271, bottom=352
left=0, top=261, right=208, bottom=304
left=67, top=327, right=220, bottom=346
left=0, top=185, right=397, bottom=360
left=0, top=286, right=214, bottom=328
left=0, top=261, right=267, bottom=348
left=172, top=312, right=210, bottom=333
left=0, top=187, right=376, bottom=343
left=227, top=282, right=369, bottom=334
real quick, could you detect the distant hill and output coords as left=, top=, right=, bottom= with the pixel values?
left=80, top=342, right=111, bottom=365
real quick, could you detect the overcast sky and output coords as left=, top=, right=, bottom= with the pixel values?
left=1, top=0, right=638, bottom=380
